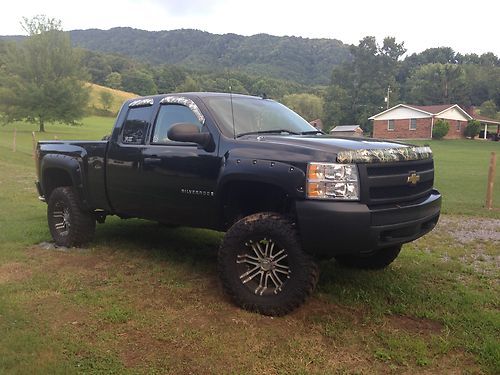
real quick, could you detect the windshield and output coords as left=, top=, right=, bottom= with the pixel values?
left=203, top=96, right=319, bottom=137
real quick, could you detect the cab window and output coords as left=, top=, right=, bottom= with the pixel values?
left=122, top=106, right=152, bottom=144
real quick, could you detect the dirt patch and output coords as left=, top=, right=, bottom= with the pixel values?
left=434, top=216, right=500, bottom=244
left=386, top=315, right=443, bottom=335
left=0, top=262, right=32, bottom=284
left=36, top=241, right=89, bottom=253
left=291, top=297, right=367, bottom=325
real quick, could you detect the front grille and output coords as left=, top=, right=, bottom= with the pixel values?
left=359, top=159, right=434, bottom=204
left=370, top=180, right=433, bottom=200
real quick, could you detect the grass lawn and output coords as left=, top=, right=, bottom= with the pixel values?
left=413, top=139, right=500, bottom=217
left=0, top=119, right=499, bottom=374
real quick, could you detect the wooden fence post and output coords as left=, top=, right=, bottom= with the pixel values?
left=32, top=131, right=36, bottom=160
left=12, top=127, right=17, bottom=152
left=485, top=152, right=496, bottom=210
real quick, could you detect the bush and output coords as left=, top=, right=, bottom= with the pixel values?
left=465, top=119, right=481, bottom=139
left=432, top=119, right=449, bottom=139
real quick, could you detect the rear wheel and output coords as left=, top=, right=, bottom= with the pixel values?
left=218, top=212, right=319, bottom=316
left=334, top=245, right=402, bottom=270
left=47, top=187, right=96, bottom=247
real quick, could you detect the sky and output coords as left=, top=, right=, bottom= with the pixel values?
left=1, top=0, right=499, bottom=56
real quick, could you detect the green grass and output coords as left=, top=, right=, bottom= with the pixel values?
left=413, top=139, right=500, bottom=217
left=0, top=120, right=499, bottom=373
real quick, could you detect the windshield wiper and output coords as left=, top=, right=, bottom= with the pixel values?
left=236, top=129, right=301, bottom=138
left=300, top=130, right=325, bottom=135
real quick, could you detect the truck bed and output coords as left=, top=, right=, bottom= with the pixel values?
left=37, top=140, right=110, bottom=210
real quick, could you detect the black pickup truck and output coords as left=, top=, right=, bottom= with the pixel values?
left=35, top=93, right=441, bottom=316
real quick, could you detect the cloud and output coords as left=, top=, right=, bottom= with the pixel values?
left=146, top=0, right=223, bottom=16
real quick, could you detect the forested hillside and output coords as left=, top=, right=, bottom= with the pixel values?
left=1, top=27, right=499, bottom=132
left=69, top=28, right=351, bottom=85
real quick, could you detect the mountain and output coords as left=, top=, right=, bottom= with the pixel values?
left=67, top=28, right=351, bottom=85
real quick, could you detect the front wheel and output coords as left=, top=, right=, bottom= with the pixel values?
left=47, top=187, right=96, bottom=247
left=334, top=245, right=402, bottom=270
left=218, top=212, right=319, bottom=316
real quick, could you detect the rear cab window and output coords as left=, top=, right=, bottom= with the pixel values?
left=122, top=106, right=153, bottom=145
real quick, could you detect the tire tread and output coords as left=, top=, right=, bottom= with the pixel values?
left=218, top=212, right=318, bottom=316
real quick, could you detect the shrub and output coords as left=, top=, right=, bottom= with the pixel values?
left=432, top=119, right=449, bottom=139
left=465, top=119, right=481, bottom=139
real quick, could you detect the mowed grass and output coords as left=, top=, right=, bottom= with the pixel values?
left=0, top=120, right=499, bottom=373
left=413, top=139, right=500, bottom=217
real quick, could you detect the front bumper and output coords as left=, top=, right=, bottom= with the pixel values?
left=295, top=190, right=441, bottom=257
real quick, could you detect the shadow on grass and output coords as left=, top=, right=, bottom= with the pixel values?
left=91, top=217, right=405, bottom=300
left=92, top=218, right=222, bottom=271
left=88, top=217, right=470, bottom=320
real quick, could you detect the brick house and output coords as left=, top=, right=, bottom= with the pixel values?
left=466, top=107, right=500, bottom=140
left=369, top=104, right=472, bottom=139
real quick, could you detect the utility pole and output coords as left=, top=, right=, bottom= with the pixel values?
left=385, top=85, right=392, bottom=109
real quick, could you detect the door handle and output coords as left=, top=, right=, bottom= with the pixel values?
left=143, top=156, right=162, bottom=166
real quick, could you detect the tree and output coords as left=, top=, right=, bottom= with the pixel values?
left=81, top=50, right=112, bottom=85
left=121, top=70, right=157, bottom=95
left=153, top=65, right=186, bottom=94
left=105, top=72, right=123, bottom=90
left=175, top=76, right=200, bottom=92
left=324, top=36, right=406, bottom=132
left=282, top=93, right=324, bottom=121
left=432, top=119, right=449, bottom=139
left=0, top=15, right=89, bottom=132
left=464, top=119, right=481, bottom=139
left=479, top=100, right=498, bottom=119
left=99, top=91, right=114, bottom=112
left=406, top=63, right=468, bottom=106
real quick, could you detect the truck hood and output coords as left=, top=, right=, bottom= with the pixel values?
left=251, top=135, right=407, bottom=151
left=236, top=135, right=432, bottom=164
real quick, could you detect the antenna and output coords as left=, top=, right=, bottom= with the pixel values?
left=227, top=71, right=236, bottom=139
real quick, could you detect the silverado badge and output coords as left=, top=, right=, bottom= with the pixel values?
left=407, top=171, right=421, bottom=186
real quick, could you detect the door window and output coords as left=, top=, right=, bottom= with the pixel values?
left=122, top=106, right=152, bottom=144
left=152, top=104, right=202, bottom=144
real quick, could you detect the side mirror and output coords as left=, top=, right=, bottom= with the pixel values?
left=167, top=123, right=214, bottom=151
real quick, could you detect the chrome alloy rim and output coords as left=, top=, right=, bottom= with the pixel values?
left=52, top=202, right=71, bottom=236
left=236, top=238, right=291, bottom=296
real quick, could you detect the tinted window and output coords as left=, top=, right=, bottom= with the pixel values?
left=122, top=106, right=152, bottom=144
left=152, top=104, right=201, bottom=143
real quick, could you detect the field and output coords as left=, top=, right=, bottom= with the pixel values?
left=86, top=83, right=138, bottom=116
left=0, top=120, right=499, bottom=374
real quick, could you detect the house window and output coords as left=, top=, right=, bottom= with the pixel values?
left=456, top=121, right=461, bottom=131
left=409, top=118, right=417, bottom=130
left=387, top=120, right=395, bottom=131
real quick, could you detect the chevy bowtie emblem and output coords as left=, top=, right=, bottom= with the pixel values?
left=407, top=171, right=420, bottom=186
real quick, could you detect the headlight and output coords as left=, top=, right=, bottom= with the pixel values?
left=307, top=162, right=360, bottom=200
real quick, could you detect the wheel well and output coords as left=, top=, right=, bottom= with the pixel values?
left=43, top=168, right=73, bottom=199
left=220, top=181, right=293, bottom=229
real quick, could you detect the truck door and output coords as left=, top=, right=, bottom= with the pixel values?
left=140, top=102, right=220, bottom=228
left=106, top=103, right=154, bottom=218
